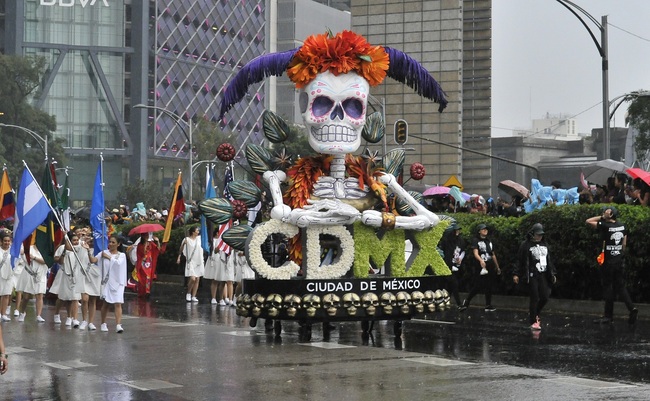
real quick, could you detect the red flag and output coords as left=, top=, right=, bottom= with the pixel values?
left=0, top=168, right=15, bottom=220
left=215, top=220, right=232, bottom=255
left=161, top=172, right=185, bottom=252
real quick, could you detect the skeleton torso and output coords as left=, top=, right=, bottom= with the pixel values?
left=311, top=154, right=376, bottom=211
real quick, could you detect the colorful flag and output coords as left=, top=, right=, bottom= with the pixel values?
left=59, top=172, right=71, bottom=232
left=11, top=167, right=51, bottom=262
left=90, top=162, right=107, bottom=255
left=35, top=162, right=61, bottom=267
left=162, top=172, right=185, bottom=251
left=0, top=168, right=15, bottom=220
left=215, top=165, right=234, bottom=255
left=200, top=167, right=217, bottom=253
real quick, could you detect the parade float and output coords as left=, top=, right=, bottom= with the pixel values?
left=202, top=30, right=452, bottom=339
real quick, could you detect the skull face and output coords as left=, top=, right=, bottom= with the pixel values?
left=342, top=292, right=361, bottom=316
left=299, top=71, right=369, bottom=155
left=411, top=291, right=425, bottom=313
left=236, top=294, right=251, bottom=317
left=434, top=290, right=444, bottom=311
left=265, top=293, right=283, bottom=318
left=441, top=289, right=451, bottom=307
left=423, top=290, right=436, bottom=313
left=396, top=291, right=411, bottom=315
left=361, top=292, right=379, bottom=316
left=322, top=293, right=341, bottom=317
left=379, top=292, right=397, bottom=315
left=283, top=294, right=301, bottom=317
left=302, top=294, right=322, bottom=318
left=252, top=293, right=265, bottom=317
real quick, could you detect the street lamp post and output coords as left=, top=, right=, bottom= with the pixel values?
left=0, top=123, right=48, bottom=159
left=133, top=104, right=193, bottom=201
left=555, top=0, right=609, bottom=159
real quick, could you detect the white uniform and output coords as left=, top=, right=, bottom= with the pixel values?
left=182, top=236, right=204, bottom=277
left=48, top=245, right=66, bottom=295
left=11, top=244, right=26, bottom=289
left=203, top=238, right=222, bottom=280
left=100, top=251, right=126, bottom=304
left=216, top=252, right=235, bottom=282
left=15, top=246, right=48, bottom=295
left=234, top=253, right=255, bottom=281
left=0, top=246, right=13, bottom=296
left=56, top=246, right=82, bottom=301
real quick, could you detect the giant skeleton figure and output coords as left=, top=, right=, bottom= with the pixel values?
left=219, top=31, right=448, bottom=233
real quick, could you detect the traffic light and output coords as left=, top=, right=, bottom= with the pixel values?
left=394, top=119, right=408, bottom=145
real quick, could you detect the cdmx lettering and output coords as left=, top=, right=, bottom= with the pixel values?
left=40, top=0, right=109, bottom=7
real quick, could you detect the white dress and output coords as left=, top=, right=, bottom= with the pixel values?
left=234, top=253, right=255, bottom=281
left=0, top=247, right=13, bottom=296
left=48, top=245, right=66, bottom=295
left=56, top=246, right=82, bottom=301
left=216, top=252, right=235, bottom=282
left=100, top=251, right=126, bottom=304
left=182, top=236, right=204, bottom=277
left=11, top=244, right=25, bottom=289
left=203, top=238, right=221, bottom=280
left=15, top=246, right=47, bottom=295
left=81, top=252, right=102, bottom=297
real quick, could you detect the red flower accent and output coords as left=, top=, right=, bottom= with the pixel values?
left=231, top=200, right=248, bottom=219
left=410, top=163, right=426, bottom=181
left=216, top=143, right=235, bottom=162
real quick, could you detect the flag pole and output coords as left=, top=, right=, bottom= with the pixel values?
left=21, top=161, right=65, bottom=230
left=100, top=153, right=106, bottom=252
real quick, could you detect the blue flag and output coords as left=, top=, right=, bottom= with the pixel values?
left=200, top=168, right=217, bottom=253
left=11, top=168, right=51, bottom=262
left=90, top=163, right=107, bottom=255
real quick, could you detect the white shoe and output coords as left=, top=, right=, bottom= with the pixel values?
left=79, top=321, right=88, bottom=330
left=218, top=299, right=226, bottom=306
left=191, top=297, right=199, bottom=303
left=53, top=314, right=61, bottom=324
left=231, top=300, right=237, bottom=307
left=116, top=324, right=124, bottom=333
left=36, top=316, right=46, bottom=323
left=73, top=319, right=80, bottom=328
left=65, top=317, right=72, bottom=326
left=1, top=315, right=10, bottom=322
left=211, top=298, right=218, bottom=305
left=185, top=293, right=192, bottom=302
left=4, top=306, right=9, bottom=315
left=18, top=312, right=26, bottom=322
left=88, top=323, right=96, bottom=331
left=100, top=323, right=108, bottom=332
left=224, top=298, right=231, bottom=305
left=13, top=309, right=19, bottom=317
left=480, top=268, right=488, bottom=276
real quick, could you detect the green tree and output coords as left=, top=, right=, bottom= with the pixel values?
left=281, top=123, right=312, bottom=160
left=116, top=179, right=172, bottom=211
left=626, top=94, right=650, bottom=169
left=192, top=117, right=236, bottom=195
left=0, top=54, right=61, bottom=182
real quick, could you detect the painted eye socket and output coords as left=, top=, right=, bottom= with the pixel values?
left=312, top=96, right=334, bottom=117
left=342, top=98, right=363, bottom=119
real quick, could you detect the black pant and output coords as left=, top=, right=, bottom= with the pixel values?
left=528, top=273, right=550, bottom=324
left=444, top=270, right=462, bottom=305
left=465, top=262, right=496, bottom=306
left=601, top=262, right=634, bottom=318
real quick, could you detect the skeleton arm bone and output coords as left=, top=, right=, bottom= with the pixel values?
left=263, top=171, right=292, bottom=221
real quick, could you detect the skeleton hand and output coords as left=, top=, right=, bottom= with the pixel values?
left=288, top=199, right=361, bottom=227
left=361, top=210, right=383, bottom=227
left=379, top=173, right=439, bottom=230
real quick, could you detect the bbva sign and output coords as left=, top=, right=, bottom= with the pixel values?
left=40, top=0, right=109, bottom=6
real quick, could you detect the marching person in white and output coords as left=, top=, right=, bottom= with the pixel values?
left=177, top=226, right=204, bottom=303
left=233, top=250, right=254, bottom=304
left=78, top=237, right=100, bottom=331
left=204, top=228, right=222, bottom=305
left=0, top=232, right=13, bottom=322
left=10, top=243, right=26, bottom=318
left=16, top=244, right=48, bottom=322
left=55, top=232, right=84, bottom=328
left=99, top=234, right=127, bottom=333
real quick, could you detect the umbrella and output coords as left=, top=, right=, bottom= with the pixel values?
left=128, top=223, right=165, bottom=236
left=582, top=159, right=629, bottom=184
left=423, top=186, right=451, bottom=196
left=71, top=205, right=91, bottom=220
left=498, top=180, right=530, bottom=199
left=626, top=168, right=650, bottom=186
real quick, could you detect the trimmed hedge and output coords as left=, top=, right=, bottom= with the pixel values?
left=116, top=204, right=650, bottom=303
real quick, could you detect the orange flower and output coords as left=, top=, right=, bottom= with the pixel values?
left=287, top=31, right=389, bottom=87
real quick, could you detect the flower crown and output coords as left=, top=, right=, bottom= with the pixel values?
left=286, top=30, right=389, bottom=88
left=219, top=30, right=447, bottom=119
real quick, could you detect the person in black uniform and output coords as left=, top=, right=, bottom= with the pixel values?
left=586, top=206, right=638, bottom=324
left=440, top=222, right=466, bottom=309
left=513, top=223, right=556, bottom=331
left=459, top=224, right=501, bottom=312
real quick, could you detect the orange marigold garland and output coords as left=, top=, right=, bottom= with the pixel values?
left=287, top=30, right=389, bottom=88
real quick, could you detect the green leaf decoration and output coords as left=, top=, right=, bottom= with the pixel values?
left=262, top=110, right=290, bottom=143
left=245, top=144, right=273, bottom=175
left=395, top=191, right=425, bottom=216
left=228, top=180, right=262, bottom=208
left=197, top=198, right=233, bottom=224
left=362, top=111, right=385, bottom=143
left=382, top=148, right=405, bottom=177
left=358, top=55, right=372, bottom=62
left=222, top=224, right=253, bottom=251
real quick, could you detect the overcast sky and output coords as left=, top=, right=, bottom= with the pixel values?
left=492, top=0, right=650, bottom=137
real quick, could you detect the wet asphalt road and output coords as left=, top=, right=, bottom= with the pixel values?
left=1, top=282, right=649, bottom=400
